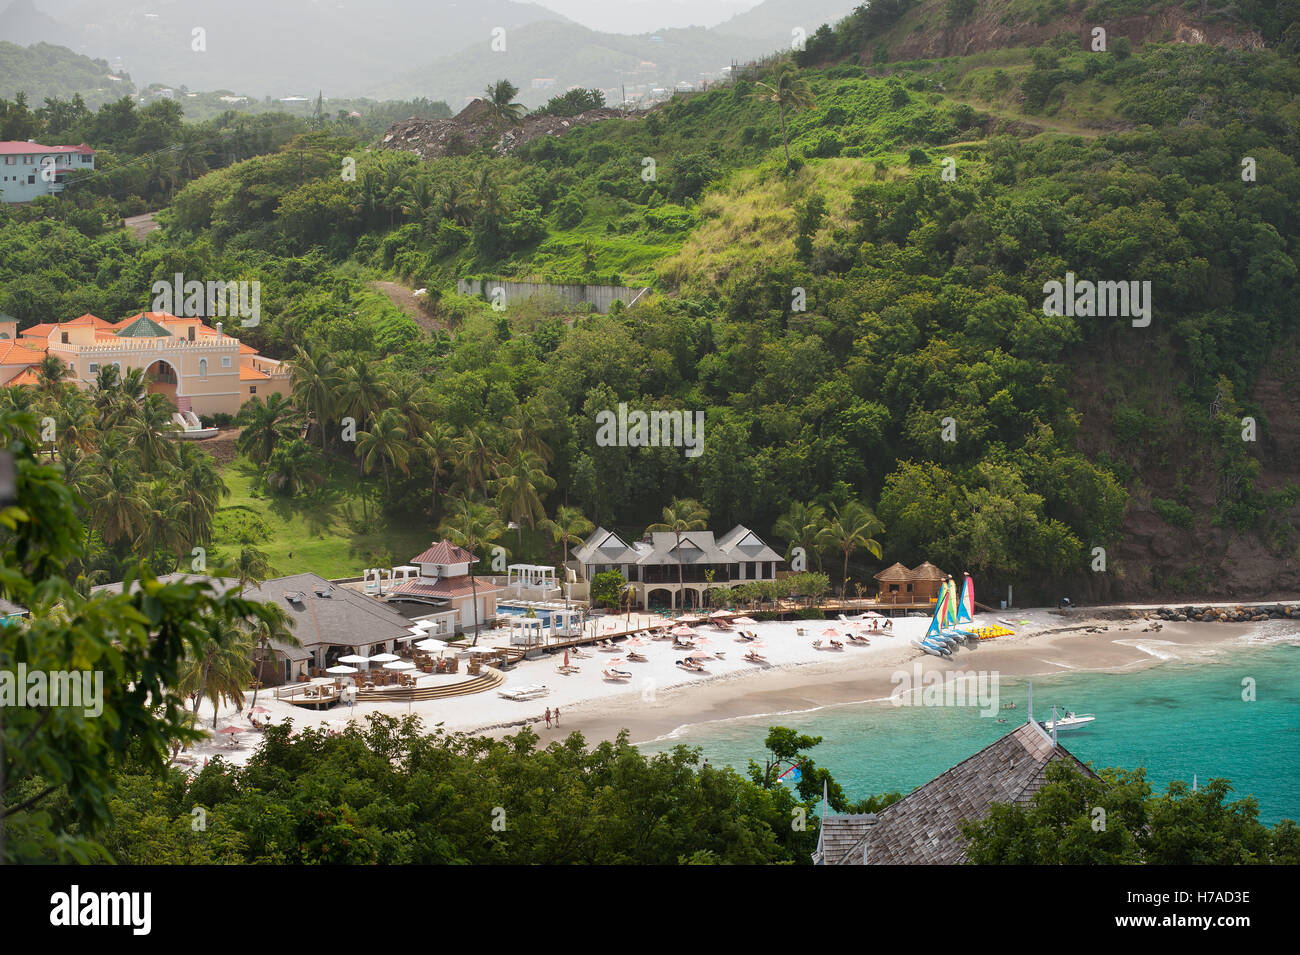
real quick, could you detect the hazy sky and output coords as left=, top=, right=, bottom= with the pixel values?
left=528, top=0, right=763, bottom=34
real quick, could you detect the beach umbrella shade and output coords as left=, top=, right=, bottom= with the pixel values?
left=218, top=726, right=243, bottom=735
left=709, top=610, right=731, bottom=619
left=415, top=638, right=446, bottom=651
left=624, top=637, right=645, bottom=646
left=671, top=625, right=696, bottom=637
left=383, top=660, right=415, bottom=670
left=732, top=616, right=757, bottom=626
left=326, top=665, right=358, bottom=675
left=338, top=654, right=370, bottom=664
left=249, top=705, right=270, bottom=713
left=606, top=658, right=624, bottom=666
left=866, top=611, right=884, bottom=618
left=369, top=652, right=401, bottom=663
left=820, top=628, right=841, bottom=638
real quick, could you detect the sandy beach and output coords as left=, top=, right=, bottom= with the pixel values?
left=178, top=608, right=1300, bottom=767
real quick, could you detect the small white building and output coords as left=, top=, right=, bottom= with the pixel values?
left=0, top=142, right=95, bottom=203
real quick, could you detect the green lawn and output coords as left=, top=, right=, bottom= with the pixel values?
left=212, top=455, right=435, bottom=580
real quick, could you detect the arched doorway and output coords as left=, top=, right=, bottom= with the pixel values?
left=646, top=588, right=673, bottom=612
left=145, top=358, right=179, bottom=405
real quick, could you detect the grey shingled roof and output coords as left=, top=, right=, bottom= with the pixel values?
left=831, top=721, right=1094, bottom=865
left=95, top=572, right=409, bottom=651
left=573, top=524, right=782, bottom=567
left=242, top=573, right=411, bottom=650
left=93, top=572, right=241, bottom=596
left=813, top=814, right=879, bottom=865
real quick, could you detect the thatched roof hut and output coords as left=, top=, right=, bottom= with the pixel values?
left=873, top=562, right=911, bottom=583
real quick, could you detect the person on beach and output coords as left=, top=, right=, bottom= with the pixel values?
left=544, top=707, right=552, bottom=728
left=554, top=706, right=560, bottom=727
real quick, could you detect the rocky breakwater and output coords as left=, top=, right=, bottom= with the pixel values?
left=1148, top=604, right=1300, bottom=623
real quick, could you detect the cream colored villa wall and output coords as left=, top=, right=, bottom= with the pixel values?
left=45, top=339, right=283, bottom=416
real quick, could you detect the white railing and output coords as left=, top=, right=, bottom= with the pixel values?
left=57, top=338, right=241, bottom=355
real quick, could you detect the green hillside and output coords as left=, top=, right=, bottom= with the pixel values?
left=2, top=0, right=1298, bottom=604
left=0, top=41, right=135, bottom=107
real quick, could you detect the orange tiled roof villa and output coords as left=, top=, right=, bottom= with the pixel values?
left=0, top=312, right=290, bottom=416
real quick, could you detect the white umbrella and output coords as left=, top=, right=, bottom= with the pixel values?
left=338, top=654, right=369, bottom=664
left=416, top=638, right=446, bottom=651
left=326, top=664, right=358, bottom=675
left=369, top=652, right=400, bottom=663
left=466, top=646, right=497, bottom=656
left=733, top=616, right=757, bottom=626
left=383, top=660, right=415, bottom=671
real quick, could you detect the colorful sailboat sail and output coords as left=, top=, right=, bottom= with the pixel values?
left=943, top=576, right=959, bottom=628
left=957, top=573, right=974, bottom=624
left=925, top=579, right=949, bottom=638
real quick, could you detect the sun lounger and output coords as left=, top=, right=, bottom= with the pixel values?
left=603, top=669, right=632, bottom=681
left=498, top=684, right=550, bottom=700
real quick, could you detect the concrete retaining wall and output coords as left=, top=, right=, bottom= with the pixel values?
left=457, top=278, right=650, bottom=314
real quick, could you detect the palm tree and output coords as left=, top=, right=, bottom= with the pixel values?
left=336, top=362, right=388, bottom=437
left=474, top=166, right=507, bottom=218
left=121, top=394, right=180, bottom=473
left=54, top=394, right=98, bottom=460
left=248, top=603, right=296, bottom=711
left=493, top=450, right=555, bottom=552
left=439, top=178, right=473, bottom=226
left=454, top=426, right=500, bottom=497
left=36, top=354, right=70, bottom=397
left=87, top=454, right=149, bottom=551
left=648, top=497, right=709, bottom=614
left=752, top=67, right=816, bottom=173
left=356, top=407, right=413, bottom=496
left=290, top=345, right=337, bottom=451
left=174, top=443, right=229, bottom=546
left=816, top=501, right=884, bottom=600
left=178, top=616, right=254, bottom=727
left=482, top=79, right=525, bottom=130
left=502, top=408, right=553, bottom=464
left=437, top=497, right=506, bottom=646
left=773, top=500, right=827, bottom=572
left=387, top=373, right=436, bottom=440
left=235, top=393, right=300, bottom=466
left=135, top=479, right=188, bottom=570
left=174, top=129, right=210, bottom=182
left=415, top=421, right=457, bottom=513
left=266, top=438, right=324, bottom=496
left=540, top=505, right=594, bottom=578
left=230, top=545, right=275, bottom=589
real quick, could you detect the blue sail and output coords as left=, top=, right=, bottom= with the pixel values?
left=925, top=579, right=949, bottom=638
left=956, top=574, right=974, bottom=624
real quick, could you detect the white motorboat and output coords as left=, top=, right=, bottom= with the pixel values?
left=1043, top=706, right=1096, bottom=732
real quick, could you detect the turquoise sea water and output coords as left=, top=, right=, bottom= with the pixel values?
left=637, top=641, right=1300, bottom=824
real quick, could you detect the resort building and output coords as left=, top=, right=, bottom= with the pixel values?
left=814, top=707, right=1094, bottom=865
left=569, top=525, right=785, bottom=610
left=0, top=597, right=29, bottom=625
left=0, top=141, right=95, bottom=203
left=873, top=561, right=947, bottom=604
left=385, top=540, right=505, bottom=633
left=95, top=572, right=418, bottom=684
left=1, top=311, right=290, bottom=416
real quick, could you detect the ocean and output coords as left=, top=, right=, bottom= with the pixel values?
left=637, top=639, right=1300, bottom=824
